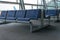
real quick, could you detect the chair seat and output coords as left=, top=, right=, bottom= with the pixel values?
left=0, top=17, right=5, bottom=19
left=50, top=14, right=56, bottom=16
left=6, top=17, right=16, bottom=20
left=17, top=18, right=30, bottom=21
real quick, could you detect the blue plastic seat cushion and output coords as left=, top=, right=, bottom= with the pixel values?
left=0, top=11, right=7, bottom=17
left=17, top=18, right=30, bottom=21
left=0, top=17, right=5, bottom=19
left=6, top=17, right=16, bottom=20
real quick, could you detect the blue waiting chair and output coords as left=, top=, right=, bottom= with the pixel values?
left=6, top=10, right=16, bottom=22
left=16, top=10, right=30, bottom=22
left=45, top=10, right=57, bottom=26
left=44, top=10, right=57, bottom=19
left=45, top=10, right=57, bottom=17
left=0, top=11, right=7, bottom=21
left=16, top=9, right=41, bottom=32
left=26, top=9, right=40, bottom=19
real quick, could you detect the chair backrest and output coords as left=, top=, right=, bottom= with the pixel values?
left=45, top=10, right=57, bottom=16
left=26, top=9, right=41, bottom=20
left=16, top=10, right=26, bottom=18
left=7, top=10, right=16, bottom=17
left=0, top=11, right=7, bottom=17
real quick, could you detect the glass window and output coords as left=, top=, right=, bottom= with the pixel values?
left=57, top=2, right=60, bottom=6
left=0, top=0, right=16, bottom=2
left=58, top=0, right=60, bottom=1
left=47, top=7, right=56, bottom=9
left=38, top=6, right=44, bottom=9
left=45, top=0, right=52, bottom=3
left=24, top=0, right=37, bottom=4
left=0, top=3, right=19, bottom=11
left=33, top=6, right=37, bottom=9
left=58, top=7, right=60, bottom=9
left=38, top=0, right=43, bottom=5
left=47, top=1, right=55, bottom=6
left=17, top=0, right=20, bottom=3
left=25, top=5, right=32, bottom=10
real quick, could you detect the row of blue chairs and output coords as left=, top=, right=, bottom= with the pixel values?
left=0, top=9, right=41, bottom=32
left=0, top=9, right=58, bottom=32
left=0, top=9, right=41, bottom=22
left=0, top=9, right=58, bottom=21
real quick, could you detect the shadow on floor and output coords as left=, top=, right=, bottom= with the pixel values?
left=32, top=25, right=57, bottom=33
left=0, top=22, right=11, bottom=25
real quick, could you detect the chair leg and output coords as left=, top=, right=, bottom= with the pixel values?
left=4, top=19, right=6, bottom=23
left=30, top=22, right=33, bottom=33
left=3, top=19, right=6, bottom=23
left=15, top=19, right=17, bottom=23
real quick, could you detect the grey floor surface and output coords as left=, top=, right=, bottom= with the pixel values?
left=0, top=21, right=59, bottom=40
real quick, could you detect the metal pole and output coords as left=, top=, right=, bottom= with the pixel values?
left=43, top=0, right=48, bottom=25
left=40, top=0, right=46, bottom=27
left=40, top=6, right=44, bottom=27
left=37, top=0, right=38, bottom=9
left=31, top=5, right=33, bottom=10
left=43, top=0, right=47, bottom=9
left=43, top=0, right=51, bottom=26
left=19, top=0, right=25, bottom=10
